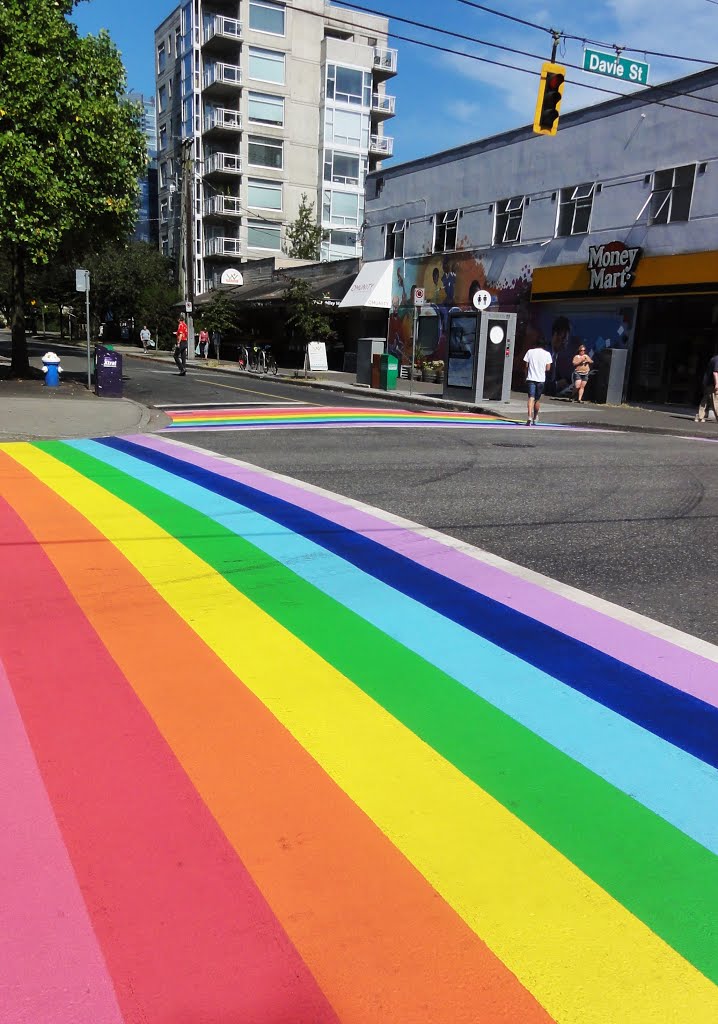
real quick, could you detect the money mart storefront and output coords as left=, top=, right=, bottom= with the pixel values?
left=531, top=245, right=718, bottom=406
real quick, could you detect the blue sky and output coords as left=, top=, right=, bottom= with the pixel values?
left=73, top=0, right=718, bottom=165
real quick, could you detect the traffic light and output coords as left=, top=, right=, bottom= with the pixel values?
left=533, top=62, right=566, bottom=136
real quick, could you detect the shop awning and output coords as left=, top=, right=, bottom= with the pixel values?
left=339, top=260, right=394, bottom=309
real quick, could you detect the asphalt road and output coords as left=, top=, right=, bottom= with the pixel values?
left=165, top=420, right=717, bottom=643
left=6, top=345, right=716, bottom=641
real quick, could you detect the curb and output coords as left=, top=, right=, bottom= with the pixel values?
left=119, top=351, right=713, bottom=440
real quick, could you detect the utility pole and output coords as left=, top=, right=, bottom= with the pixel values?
left=181, top=137, right=195, bottom=359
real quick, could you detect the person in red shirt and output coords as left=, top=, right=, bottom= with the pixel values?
left=174, top=315, right=189, bottom=375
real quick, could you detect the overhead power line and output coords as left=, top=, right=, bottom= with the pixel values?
left=334, top=0, right=718, bottom=113
left=453, top=0, right=718, bottom=65
left=330, top=0, right=718, bottom=120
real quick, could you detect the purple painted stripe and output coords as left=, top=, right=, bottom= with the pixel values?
left=0, top=656, right=125, bottom=1024
left=128, top=434, right=718, bottom=708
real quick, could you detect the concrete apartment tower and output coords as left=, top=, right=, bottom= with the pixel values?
left=154, top=0, right=397, bottom=299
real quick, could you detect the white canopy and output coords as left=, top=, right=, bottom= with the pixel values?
left=339, top=260, right=394, bottom=309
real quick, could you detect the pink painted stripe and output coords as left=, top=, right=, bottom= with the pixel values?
left=128, top=434, right=718, bottom=709
left=0, top=655, right=125, bottom=1024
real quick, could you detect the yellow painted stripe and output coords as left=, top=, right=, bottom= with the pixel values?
left=9, top=442, right=718, bottom=1024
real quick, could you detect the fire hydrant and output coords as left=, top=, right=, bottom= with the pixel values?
left=41, top=351, right=63, bottom=387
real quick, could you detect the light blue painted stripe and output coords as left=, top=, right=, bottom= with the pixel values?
left=71, top=438, right=718, bottom=854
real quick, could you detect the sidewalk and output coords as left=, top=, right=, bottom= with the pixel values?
left=114, top=345, right=718, bottom=440
left=0, top=334, right=156, bottom=441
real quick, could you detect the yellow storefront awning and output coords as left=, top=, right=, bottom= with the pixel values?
left=532, top=249, right=718, bottom=301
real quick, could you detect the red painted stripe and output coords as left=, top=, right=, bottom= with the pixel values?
left=0, top=494, right=339, bottom=1024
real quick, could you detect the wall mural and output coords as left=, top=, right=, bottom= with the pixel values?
left=387, top=251, right=533, bottom=383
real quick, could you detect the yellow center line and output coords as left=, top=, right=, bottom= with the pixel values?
left=193, top=377, right=318, bottom=404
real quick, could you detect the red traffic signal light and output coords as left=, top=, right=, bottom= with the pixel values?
left=533, top=62, right=566, bottom=136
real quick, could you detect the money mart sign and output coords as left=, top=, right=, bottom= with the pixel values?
left=587, top=241, right=642, bottom=292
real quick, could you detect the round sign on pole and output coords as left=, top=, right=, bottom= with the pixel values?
left=413, top=287, right=425, bottom=306
left=472, top=289, right=492, bottom=311
left=489, top=325, right=505, bottom=345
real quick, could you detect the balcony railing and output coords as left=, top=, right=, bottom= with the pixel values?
left=203, top=152, right=243, bottom=176
left=202, top=16, right=242, bottom=45
left=205, top=236, right=242, bottom=258
left=373, top=47, right=398, bottom=75
left=203, top=107, right=243, bottom=133
left=371, top=93, right=396, bottom=116
left=369, top=134, right=394, bottom=157
left=204, top=195, right=242, bottom=217
left=203, top=62, right=242, bottom=90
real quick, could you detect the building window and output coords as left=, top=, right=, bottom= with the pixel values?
left=557, top=183, right=594, bottom=236
left=248, top=178, right=282, bottom=210
left=249, top=0, right=285, bottom=35
left=158, top=84, right=167, bottom=113
left=323, top=150, right=363, bottom=186
left=157, top=43, right=166, bottom=73
left=433, top=209, right=458, bottom=253
left=323, top=189, right=362, bottom=227
left=248, top=220, right=282, bottom=249
left=324, top=108, right=368, bottom=148
left=649, top=164, right=695, bottom=224
left=248, top=135, right=283, bottom=169
left=248, top=91, right=284, bottom=126
left=248, top=47, right=285, bottom=85
left=494, top=196, right=525, bottom=244
left=326, top=64, right=371, bottom=107
left=159, top=124, right=167, bottom=151
left=385, top=220, right=405, bottom=258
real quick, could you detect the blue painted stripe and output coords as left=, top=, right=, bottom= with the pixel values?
left=76, top=438, right=718, bottom=852
left=100, top=437, right=718, bottom=771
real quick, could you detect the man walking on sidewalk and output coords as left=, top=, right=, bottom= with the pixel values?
left=173, top=314, right=189, bottom=376
left=695, top=351, right=718, bottom=422
left=140, top=325, right=152, bottom=351
left=523, top=342, right=553, bottom=425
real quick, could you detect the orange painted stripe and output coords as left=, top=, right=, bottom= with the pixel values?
left=0, top=450, right=553, bottom=1024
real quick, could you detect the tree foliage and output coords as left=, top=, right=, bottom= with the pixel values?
left=0, top=0, right=147, bottom=373
left=197, top=290, right=237, bottom=338
left=283, top=277, right=335, bottom=346
left=85, top=241, right=178, bottom=339
left=283, top=193, right=328, bottom=261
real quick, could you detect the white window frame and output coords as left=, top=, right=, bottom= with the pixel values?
left=494, top=196, right=525, bottom=245
left=557, top=183, right=594, bottom=237
left=247, top=177, right=283, bottom=211
left=248, top=46, right=286, bottom=85
left=248, top=91, right=285, bottom=127
left=324, top=108, right=367, bottom=149
left=248, top=0, right=286, bottom=37
left=432, top=209, right=459, bottom=253
left=385, top=220, right=405, bottom=259
left=323, top=149, right=364, bottom=186
left=157, top=43, right=166, bottom=74
left=326, top=64, right=371, bottom=107
left=157, top=84, right=167, bottom=114
left=247, top=219, right=282, bottom=250
left=649, top=164, right=696, bottom=225
left=248, top=134, right=284, bottom=170
left=323, top=188, right=362, bottom=227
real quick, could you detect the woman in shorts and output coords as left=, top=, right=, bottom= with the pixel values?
left=571, top=345, right=593, bottom=403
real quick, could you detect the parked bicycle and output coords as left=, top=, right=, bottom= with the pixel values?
left=237, top=345, right=250, bottom=371
left=265, top=346, right=278, bottom=375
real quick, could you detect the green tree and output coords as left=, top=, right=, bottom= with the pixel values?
left=283, top=194, right=328, bottom=260
left=85, top=241, right=178, bottom=336
left=283, top=276, right=335, bottom=364
left=0, top=0, right=146, bottom=375
left=197, top=290, right=237, bottom=340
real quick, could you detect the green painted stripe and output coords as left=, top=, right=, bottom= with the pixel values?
left=40, top=440, right=718, bottom=981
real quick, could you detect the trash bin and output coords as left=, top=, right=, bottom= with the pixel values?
left=379, top=352, right=398, bottom=391
left=94, top=344, right=123, bottom=397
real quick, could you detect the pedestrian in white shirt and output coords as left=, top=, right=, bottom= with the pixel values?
left=523, top=344, right=553, bottom=425
left=140, top=325, right=152, bottom=351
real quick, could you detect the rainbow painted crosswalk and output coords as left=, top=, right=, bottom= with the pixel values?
left=1, top=434, right=717, bottom=1024
left=161, top=404, right=524, bottom=430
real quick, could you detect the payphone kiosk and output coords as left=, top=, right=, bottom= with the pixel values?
left=443, top=309, right=517, bottom=404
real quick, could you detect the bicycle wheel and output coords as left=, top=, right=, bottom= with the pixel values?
left=269, top=357, right=278, bottom=375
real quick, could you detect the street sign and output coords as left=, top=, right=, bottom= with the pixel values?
left=472, top=289, right=492, bottom=311
left=413, top=287, right=425, bottom=306
left=75, top=268, right=89, bottom=293
left=583, top=48, right=649, bottom=85
left=185, top=300, right=193, bottom=313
